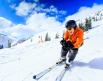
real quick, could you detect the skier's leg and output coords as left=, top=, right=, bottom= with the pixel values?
left=65, top=49, right=78, bottom=68
left=56, top=47, right=68, bottom=64
left=60, top=47, right=69, bottom=60
left=68, top=48, right=78, bottom=62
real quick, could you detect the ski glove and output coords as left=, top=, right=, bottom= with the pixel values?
left=60, top=40, right=74, bottom=50
left=66, top=41, right=74, bottom=49
left=60, top=39, right=68, bottom=47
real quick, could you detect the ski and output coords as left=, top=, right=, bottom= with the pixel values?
left=33, top=64, right=56, bottom=80
left=55, top=66, right=70, bottom=81
left=33, top=63, right=63, bottom=80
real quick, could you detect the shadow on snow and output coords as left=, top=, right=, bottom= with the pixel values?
left=73, top=57, right=103, bottom=70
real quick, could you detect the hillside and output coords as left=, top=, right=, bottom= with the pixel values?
left=0, top=19, right=103, bottom=81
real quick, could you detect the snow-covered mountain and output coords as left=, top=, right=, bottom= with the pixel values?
left=0, top=19, right=103, bottom=81
left=0, top=17, right=13, bottom=29
left=0, top=33, right=13, bottom=48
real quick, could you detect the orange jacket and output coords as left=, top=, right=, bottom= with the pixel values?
left=64, top=27, right=84, bottom=48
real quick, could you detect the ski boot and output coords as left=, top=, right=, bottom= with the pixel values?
left=56, top=59, right=66, bottom=65
left=65, top=63, right=70, bottom=69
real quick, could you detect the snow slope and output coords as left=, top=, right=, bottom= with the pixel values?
left=0, top=20, right=103, bottom=81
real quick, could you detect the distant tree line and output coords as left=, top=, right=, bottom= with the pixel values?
left=78, top=10, right=103, bottom=31
left=78, top=17, right=92, bottom=31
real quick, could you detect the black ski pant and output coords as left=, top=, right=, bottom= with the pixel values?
left=61, top=47, right=78, bottom=62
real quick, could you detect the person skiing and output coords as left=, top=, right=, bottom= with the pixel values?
left=56, top=20, right=84, bottom=68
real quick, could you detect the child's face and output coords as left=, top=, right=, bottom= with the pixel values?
left=67, top=28, right=74, bottom=35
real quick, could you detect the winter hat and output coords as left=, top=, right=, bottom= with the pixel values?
left=65, top=20, right=77, bottom=29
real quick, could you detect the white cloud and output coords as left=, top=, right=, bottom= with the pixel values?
left=12, top=1, right=66, bottom=17
left=0, top=1, right=65, bottom=40
left=14, top=1, right=36, bottom=16
left=41, top=5, right=66, bottom=15
left=0, top=17, right=14, bottom=29
left=26, top=13, right=62, bottom=31
left=1, top=12, right=62, bottom=40
left=65, top=4, right=103, bottom=23
left=3, top=3, right=103, bottom=41
left=34, top=0, right=40, bottom=2
left=44, top=5, right=58, bottom=13
left=2, top=24, right=33, bottom=39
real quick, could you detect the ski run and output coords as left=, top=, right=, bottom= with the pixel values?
left=0, top=20, right=103, bottom=81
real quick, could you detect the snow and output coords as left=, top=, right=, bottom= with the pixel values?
left=0, top=20, right=103, bottom=81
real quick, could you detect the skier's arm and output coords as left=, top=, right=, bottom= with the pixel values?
left=73, top=30, right=84, bottom=48
left=63, top=31, right=69, bottom=41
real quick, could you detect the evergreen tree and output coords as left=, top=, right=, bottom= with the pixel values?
left=45, top=33, right=51, bottom=41
left=8, top=40, right=11, bottom=48
left=0, top=45, right=3, bottom=49
left=55, top=33, right=59, bottom=39
left=85, top=18, right=92, bottom=31
left=30, top=38, right=32, bottom=42
left=78, top=23, right=85, bottom=31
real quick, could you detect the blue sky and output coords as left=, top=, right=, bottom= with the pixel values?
left=0, top=0, right=103, bottom=24
left=0, top=0, right=25, bottom=24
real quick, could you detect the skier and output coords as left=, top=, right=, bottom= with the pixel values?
left=56, top=20, right=84, bottom=68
